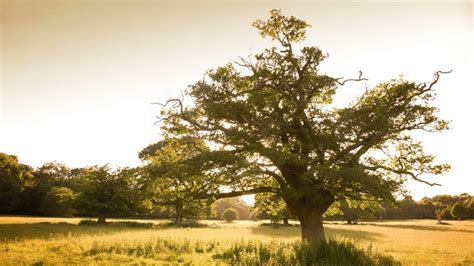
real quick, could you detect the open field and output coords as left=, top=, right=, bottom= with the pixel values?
left=0, top=217, right=473, bottom=265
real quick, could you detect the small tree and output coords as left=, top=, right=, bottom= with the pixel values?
left=40, top=186, right=76, bottom=217
left=216, top=197, right=251, bottom=220
left=430, top=194, right=459, bottom=223
left=222, top=208, right=239, bottom=222
left=434, top=208, right=447, bottom=224
left=253, top=193, right=291, bottom=227
left=140, top=137, right=218, bottom=225
left=74, top=166, right=138, bottom=224
left=326, top=198, right=381, bottom=224
left=451, top=202, right=469, bottom=220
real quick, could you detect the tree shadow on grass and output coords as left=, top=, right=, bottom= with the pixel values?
left=325, top=227, right=385, bottom=241
left=250, top=224, right=384, bottom=241
left=360, top=223, right=474, bottom=233
left=0, top=222, right=156, bottom=241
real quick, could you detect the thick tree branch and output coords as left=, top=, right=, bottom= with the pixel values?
left=264, top=170, right=287, bottom=188
left=215, top=187, right=275, bottom=199
left=152, top=187, right=275, bottom=206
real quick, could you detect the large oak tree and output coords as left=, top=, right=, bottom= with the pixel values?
left=158, top=10, right=450, bottom=241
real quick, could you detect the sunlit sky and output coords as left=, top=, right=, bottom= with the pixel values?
left=1, top=0, right=473, bottom=202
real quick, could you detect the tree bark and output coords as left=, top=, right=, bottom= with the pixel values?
left=299, top=212, right=325, bottom=241
left=280, top=181, right=334, bottom=241
left=98, top=213, right=106, bottom=224
left=175, top=202, right=183, bottom=226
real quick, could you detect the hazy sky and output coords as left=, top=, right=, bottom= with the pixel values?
left=1, top=0, right=473, bottom=200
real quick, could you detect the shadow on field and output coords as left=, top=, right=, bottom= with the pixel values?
left=362, top=223, right=474, bottom=233
left=326, top=227, right=385, bottom=240
left=0, top=222, right=156, bottom=241
left=250, top=224, right=383, bottom=241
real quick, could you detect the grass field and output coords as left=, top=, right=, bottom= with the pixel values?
left=0, top=216, right=473, bottom=265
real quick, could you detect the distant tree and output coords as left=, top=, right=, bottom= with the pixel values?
left=222, top=208, right=239, bottom=222
left=434, top=209, right=446, bottom=224
left=39, top=186, right=76, bottom=217
left=325, top=198, right=382, bottom=224
left=337, top=201, right=360, bottom=224
left=0, top=153, right=33, bottom=213
left=139, top=137, right=217, bottom=225
left=466, top=197, right=474, bottom=219
left=157, top=10, right=450, bottom=241
left=451, top=202, right=469, bottom=220
left=253, top=193, right=291, bottom=226
left=215, top=197, right=251, bottom=220
left=19, top=162, right=72, bottom=215
left=74, top=166, right=138, bottom=224
left=430, top=194, right=459, bottom=222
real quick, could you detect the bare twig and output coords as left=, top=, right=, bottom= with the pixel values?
left=335, top=70, right=368, bottom=86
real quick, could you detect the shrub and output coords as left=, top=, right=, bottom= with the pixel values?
left=215, top=238, right=399, bottom=265
left=78, top=219, right=100, bottom=226
left=222, top=208, right=239, bottom=222
left=78, top=219, right=155, bottom=228
left=161, top=219, right=208, bottom=228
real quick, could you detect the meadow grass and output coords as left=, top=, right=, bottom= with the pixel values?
left=0, top=216, right=472, bottom=265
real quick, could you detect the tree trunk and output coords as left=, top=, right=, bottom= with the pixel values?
left=435, top=209, right=443, bottom=224
left=272, top=219, right=279, bottom=228
left=175, top=202, right=183, bottom=226
left=278, top=164, right=334, bottom=241
left=283, top=217, right=289, bottom=225
left=98, top=213, right=106, bottom=224
left=299, top=212, right=325, bottom=241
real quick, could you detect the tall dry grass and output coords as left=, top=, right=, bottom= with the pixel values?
left=0, top=217, right=472, bottom=265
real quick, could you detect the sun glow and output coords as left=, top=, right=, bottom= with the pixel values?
left=1, top=0, right=472, bottom=199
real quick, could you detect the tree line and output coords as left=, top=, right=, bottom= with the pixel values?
left=0, top=151, right=252, bottom=224
left=1, top=152, right=472, bottom=225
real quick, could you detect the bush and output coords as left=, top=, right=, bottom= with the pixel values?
left=215, top=238, right=399, bottom=265
left=78, top=219, right=155, bottom=228
left=81, top=235, right=399, bottom=265
left=222, top=208, right=239, bottom=222
left=161, top=219, right=208, bottom=228
left=78, top=219, right=100, bottom=226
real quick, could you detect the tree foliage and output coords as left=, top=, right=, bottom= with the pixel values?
left=222, top=208, right=239, bottom=222
left=253, top=193, right=291, bottom=226
left=39, top=186, right=76, bottom=217
left=139, top=137, right=217, bottom=225
left=0, top=153, right=33, bottom=213
left=215, top=197, right=251, bottom=220
left=73, top=166, right=139, bottom=224
left=450, top=202, right=469, bottom=220
left=325, top=198, right=382, bottom=224
left=157, top=10, right=450, bottom=241
left=19, top=161, right=72, bottom=215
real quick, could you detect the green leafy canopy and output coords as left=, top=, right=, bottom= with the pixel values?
left=157, top=9, right=450, bottom=216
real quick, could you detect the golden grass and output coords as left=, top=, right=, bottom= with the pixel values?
left=0, top=217, right=473, bottom=265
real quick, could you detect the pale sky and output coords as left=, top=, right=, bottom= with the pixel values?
left=1, top=0, right=473, bottom=201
